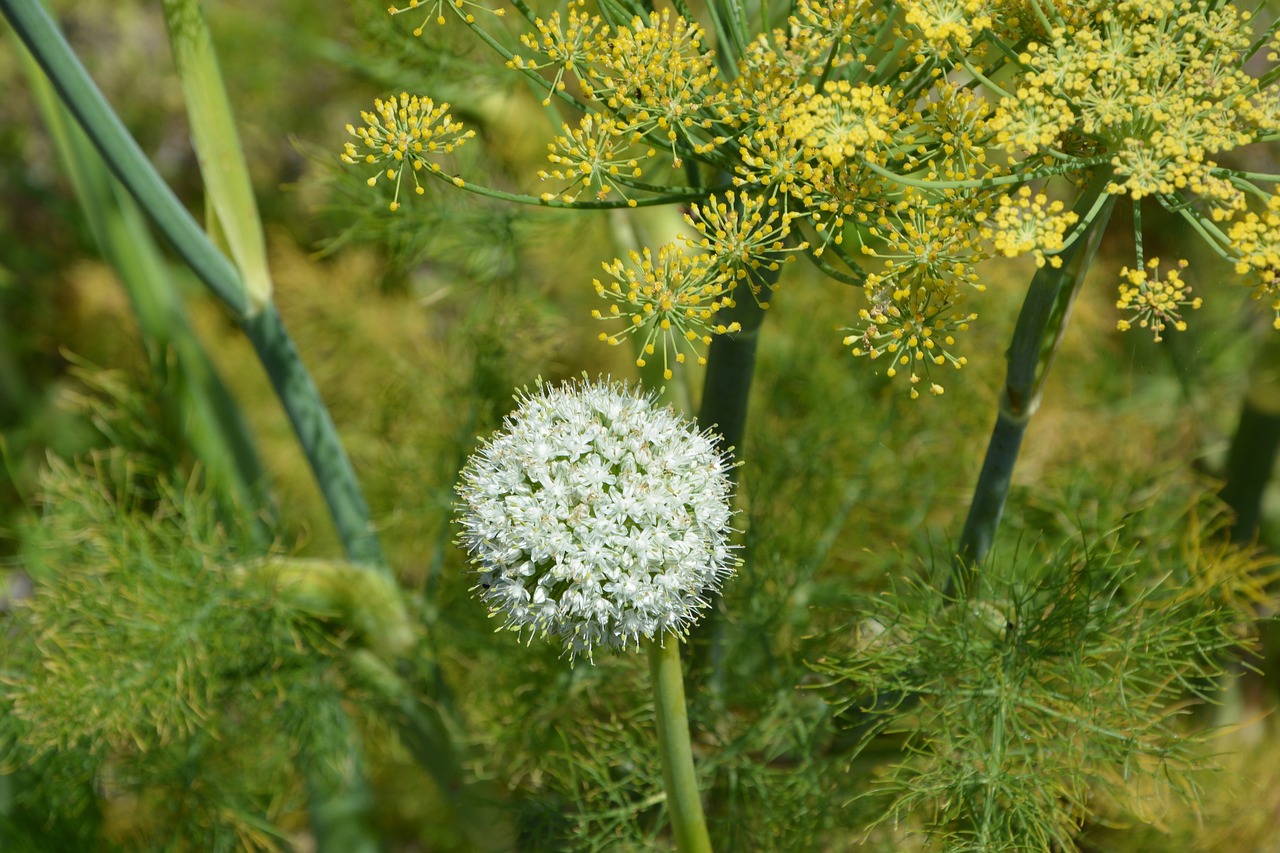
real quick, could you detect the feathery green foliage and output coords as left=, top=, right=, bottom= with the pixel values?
left=0, top=376, right=404, bottom=851
left=814, top=491, right=1276, bottom=851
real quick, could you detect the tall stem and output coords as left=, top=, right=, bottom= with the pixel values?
left=1, top=0, right=248, bottom=316
left=647, top=637, right=713, bottom=853
left=2, top=0, right=386, bottom=571
left=242, top=307, right=386, bottom=570
left=698, top=293, right=767, bottom=458
left=690, top=286, right=767, bottom=702
left=1220, top=330, right=1280, bottom=543
left=951, top=181, right=1115, bottom=595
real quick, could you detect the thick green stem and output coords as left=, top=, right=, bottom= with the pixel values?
left=1, top=0, right=248, bottom=317
left=689, top=286, right=768, bottom=701
left=647, top=637, right=713, bottom=853
left=1220, top=331, right=1280, bottom=543
left=4, top=0, right=386, bottom=570
left=242, top=307, right=386, bottom=570
left=951, top=183, right=1115, bottom=595
left=698, top=294, right=766, bottom=459
left=22, top=44, right=270, bottom=536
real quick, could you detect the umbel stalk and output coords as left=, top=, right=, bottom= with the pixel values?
left=951, top=178, right=1116, bottom=595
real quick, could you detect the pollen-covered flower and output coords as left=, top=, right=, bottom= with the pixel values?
left=984, top=187, right=1079, bottom=269
left=582, top=9, right=722, bottom=165
left=509, top=0, right=605, bottom=105
left=1115, top=258, right=1201, bottom=342
left=591, top=243, right=740, bottom=379
left=898, top=0, right=994, bottom=55
left=389, top=0, right=505, bottom=35
left=341, top=93, right=473, bottom=210
left=683, top=190, right=807, bottom=302
left=455, top=378, right=737, bottom=660
left=783, top=81, right=899, bottom=168
left=538, top=114, right=654, bottom=206
left=1228, top=193, right=1280, bottom=328
left=841, top=293, right=975, bottom=399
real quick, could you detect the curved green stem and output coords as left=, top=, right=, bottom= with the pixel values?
left=1, top=0, right=248, bottom=317
left=647, top=637, right=713, bottom=853
left=242, top=307, right=386, bottom=570
left=432, top=169, right=708, bottom=210
left=3, top=0, right=386, bottom=571
left=951, top=176, right=1116, bottom=595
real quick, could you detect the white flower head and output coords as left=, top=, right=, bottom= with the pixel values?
left=455, top=377, right=738, bottom=661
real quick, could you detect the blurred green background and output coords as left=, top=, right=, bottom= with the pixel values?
left=4, top=1, right=1280, bottom=850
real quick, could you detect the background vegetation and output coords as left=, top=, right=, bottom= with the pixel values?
left=3, top=0, right=1280, bottom=850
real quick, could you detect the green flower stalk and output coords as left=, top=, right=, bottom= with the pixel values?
left=0, top=0, right=385, bottom=570
left=648, top=636, right=713, bottom=853
left=953, top=177, right=1116, bottom=591
left=455, top=378, right=734, bottom=847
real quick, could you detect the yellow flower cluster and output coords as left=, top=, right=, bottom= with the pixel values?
left=784, top=82, right=898, bottom=169
left=387, top=0, right=504, bottom=34
left=915, top=84, right=994, bottom=182
left=1229, top=194, right=1280, bottom=329
left=790, top=0, right=878, bottom=50
left=579, top=10, right=723, bottom=167
left=341, top=0, right=1280, bottom=397
left=682, top=191, right=807, bottom=304
left=1115, top=259, right=1201, bottom=342
left=591, top=245, right=740, bottom=380
left=509, top=0, right=603, bottom=105
left=841, top=189, right=987, bottom=394
left=538, top=115, right=653, bottom=206
left=842, top=299, right=976, bottom=400
left=984, top=188, right=1079, bottom=269
left=898, top=0, right=994, bottom=55
left=340, top=93, right=473, bottom=211
left=996, top=0, right=1264, bottom=216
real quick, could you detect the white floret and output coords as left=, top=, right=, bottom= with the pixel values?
left=455, top=377, right=738, bottom=660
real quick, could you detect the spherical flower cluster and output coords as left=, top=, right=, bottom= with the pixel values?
left=455, top=378, right=738, bottom=660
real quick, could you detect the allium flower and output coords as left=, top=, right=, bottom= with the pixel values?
left=455, top=378, right=737, bottom=660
